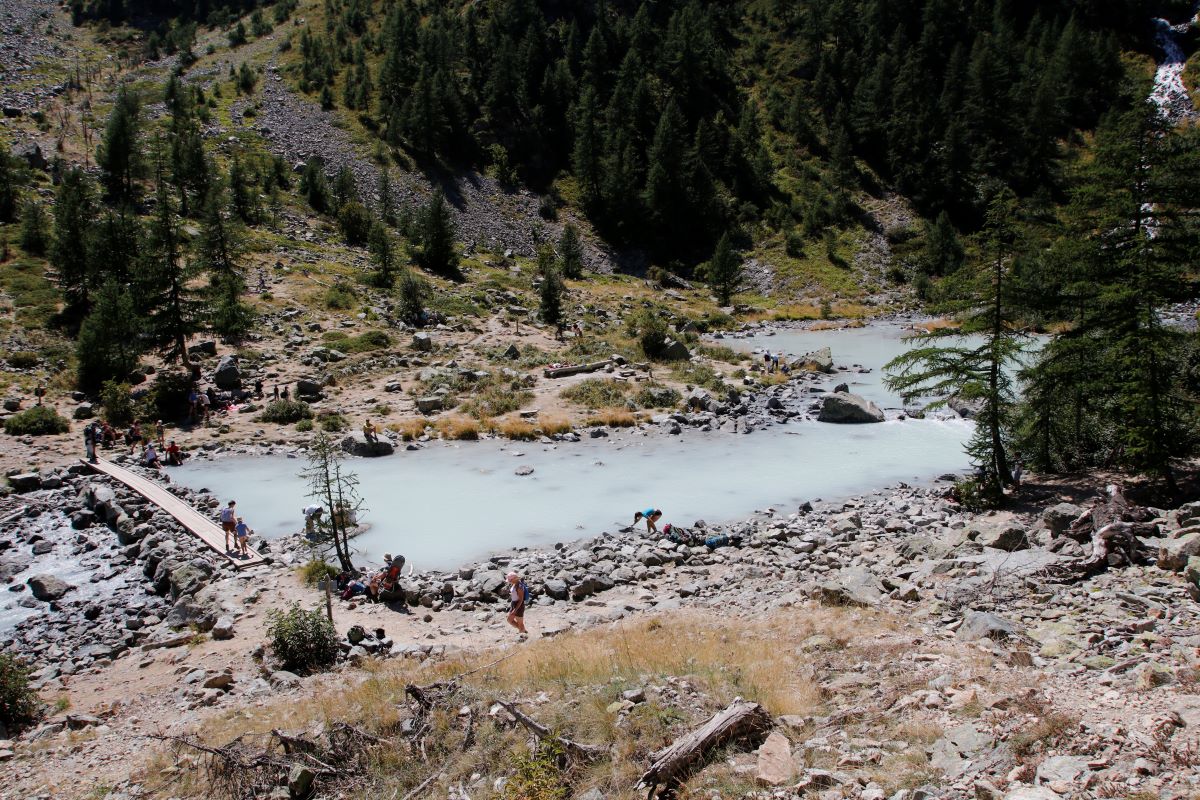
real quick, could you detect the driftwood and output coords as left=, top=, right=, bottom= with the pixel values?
left=543, top=360, right=611, bottom=378
left=1047, top=484, right=1157, bottom=582
left=637, top=700, right=773, bottom=798
left=494, top=699, right=607, bottom=763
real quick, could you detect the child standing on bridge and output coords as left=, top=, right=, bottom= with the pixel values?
left=235, top=517, right=253, bottom=558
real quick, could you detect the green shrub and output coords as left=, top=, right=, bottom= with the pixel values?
left=321, top=330, right=391, bottom=353
left=299, top=558, right=339, bottom=586
left=325, top=285, right=355, bottom=309
left=0, top=653, right=42, bottom=732
left=296, top=419, right=314, bottom=432
left=459, top=386, right=533, bottom=418
left=100, top=380, right=134, bottom=427
left=319, top=413, right=348, bottom=432
left=505, top=741, right=568, bottom=800
left=5, top=351, right=40, bottom=369
left=259, top=399, right=313, bottom=424
left=670, top=362, right=727, bottom=393
left=338, top=200, right=372, bottom=246
left=561, top=378, right=628, bottom=409
left=952, top=477, right=1004, bottom=512
left=134, top=372, right=193, bottom=422
left=4, top=405, right=69, bottom=436
left=265, top=602, right=339, bottom=674
left=634, top=385, right=681, bottom=408
left=627, top=309, right=669, bottom=359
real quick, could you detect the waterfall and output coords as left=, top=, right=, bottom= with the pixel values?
left=1149, top=9, right=1198, bottom=120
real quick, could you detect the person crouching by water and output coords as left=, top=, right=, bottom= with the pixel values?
left=633, top=508, right=662, bottom=534
left=303, top=503, right=324, bottom=535
left=506, top=571, right=529, bottom=638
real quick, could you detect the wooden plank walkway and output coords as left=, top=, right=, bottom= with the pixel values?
left=83, top=458, right=266, bottom=568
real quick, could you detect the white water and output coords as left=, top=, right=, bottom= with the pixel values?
left=1150, top=15, right=1196, bottom=119
left=174, top=325, right=976, bottom=572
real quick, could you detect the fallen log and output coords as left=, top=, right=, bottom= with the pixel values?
left=1044, top=521, right=1154, bottom=583
left=493, top=699, right=606, bottom=763
left=543, top=360, right=611, bottom=379
left=637, top=700, right=773, bottom=798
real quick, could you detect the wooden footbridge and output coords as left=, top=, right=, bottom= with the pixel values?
left=83, top=458, right=266, bottom=568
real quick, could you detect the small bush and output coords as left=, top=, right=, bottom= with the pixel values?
left=634, top=385, right=682, bottom=408
left=538, top=416, right=573, bottom=435
left=134, top=371, right=194, bottom=422
left=265, top=603, right=339, bottom=674
left=319, top=413, right=348, bottom=432
left=4, top=405, right=69, bottom=436
left=295, top=419, right=314, bottom=432
left=489, top=418, right=539, bottom=440
left=259, top=399, right=313, bottom=424
left=627, top=309, right=669, bottom=359
left=586, top=408, right=638, bottom=427
left=100, top=380, right=134, bottom=427
left=0, top=653, right=42, bottom=732
left=299, top=558, right=339, bottom=586
left=460, top=386, right=533, bottom=418
left=952, top=477, right=1004, bottom=512
left=560, top=378, right=628, bottom=409
left=322, top=330, right=391, bottom=353
left=388, top=418, right=427, bottom=441
left=785, top=231, right=805, bottom=258
left=5, top=351, right=40, bottom=369
left=669, top=362, right=727, bottom=393
left=325, top=286, right=355, bottom=309
left=505, top=741, right=568, bottom=800
left=338, top=200, right=372, bottom=246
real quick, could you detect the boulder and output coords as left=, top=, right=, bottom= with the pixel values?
left=791, top=347, right=833, bottom=373
left=416, top=396, right=443, bottom=414
left=213, top=355, right=241, bottom=389
left=1158, top=532, right=1200, bottom=572
left=817, top=392, right=884, bottom=424
left=73, top=403, right=94, bottom=420
left=412, top=333, right=433, bottom=351
left=543, top=578, right=568, bottom=600
left=1042, top=503, right=1082, bottom=538
left=164, top=599, right=218, bottom=631
left=661, top=339, right=691, bottom=361
left=816, top=567, right=884, bottom=607
left=1035, top=755, right=1089, bottom=786
left=27, top=574, right=72, bottom=601
left=211, top=616, right=236, bottom=640
left=502, top=343, right=520, bottom=359
left=755, top=731, right=794, bottom=786
left=957, top=611, right=1020, bottom=642
left=974, top=524, right=1029, bottom=552
left=296, top=378, right=324, bottom=398
left=16, top=143, right=47, bottom=170
left=169, top=561, right=212, bottom=598
left=8, top=473, right=42, bottom=492
left=341, top=433, right=395, bottom=457
left=189, top=341, right=218, bottom=356
left=686, top=388, right=714, bottom=411
left=947, top=394, right=985, bottom=419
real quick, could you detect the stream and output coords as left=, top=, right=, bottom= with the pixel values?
left=174, top=324, right=976, bottom=571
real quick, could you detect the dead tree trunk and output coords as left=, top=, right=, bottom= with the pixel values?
left=1047, top=521, right=1155, bottom=582
left=637, top=700, right=773, bottom=798
left=493, top=699, right=606, bottom=763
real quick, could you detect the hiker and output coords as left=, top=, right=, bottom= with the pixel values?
left=235, top=517, right=253, bottom=557
left=362, top=419, right=379, bottom=443
left=198, top=391, right=211, bottom=424
left=219, top=500, right=238, bottom=551
left=100, top=422, right=117, bottom=449
left=1011, top=459, right=1024, bottom=490
left=254, top=379, right=263, bottom=398
left=281, top=385, right=290, bottom=400
left=272, top=384, right=280, bottom=401
left=154, top=419, right=166, bottom=448
left=126, top=421, right=143, bottom=453
left=633, top=508, right=663, bottom=534
left=165, top=440, right=183, bottom=466
left=34, top=384, right=45, bottom=406
left=771, top=353, right=781, bottom=373
left=505, top=571, right=528, bottom=637
left=572, top=321, right=582, bottom=338
left=143, top=441, right=162, bottom=469
left=303, top=503, right=324, bottom=534
left=83, top=422, right=97, bottom=463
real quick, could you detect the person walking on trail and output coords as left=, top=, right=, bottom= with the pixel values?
left=83, top=422, right=97, bottom=463
left=506, top=572, right=528, bottom=637
left=633, top=508, right=663, bottom=534
left=303, top=503, right=324, bottom=534
left=220, top=500, right=238, bottom=551
left=235, top=517, right=253, bottom=557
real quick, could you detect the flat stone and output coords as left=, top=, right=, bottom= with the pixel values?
left=1035, top=755, right=1089, bottom=785
left=957, top=611, right=1020, bottom=642
left=754, top=731, right=794, bottom=786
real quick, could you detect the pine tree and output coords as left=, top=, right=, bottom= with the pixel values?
left=87, top=206, right=140, bottom=286
left=228, top=156, right=260, bottom=224
left=411, top=190, right=458, bottom=277
left=197, top=181, right=253, bottom=339
left=558, top=223, right=583, bottom=279
left=140, top=169, right=205, bottom=361
left=706, top=232, right=741, bottom=306
left=97, top=84, right=142, bottom=203
left=537, top=246, right=564, bottom=328
left=301, top=158, right=332, bottom=214
left=886, top=187, right=1028, bottom=502
left=397, top=268, right=426, bottom=326
left=368, top=220, right=396, bottom=288
left=571, top=88, right=603, bottom=211
left=50, top=167, right=98, bottom=316
left=18, top=199, right=48, bottom=256
left=0, top=142, right=20, bottom=223
left=76, top=279, right=142, bottom=390
left=377, top=166, right=395, bottom=227
left=921, top=211, right=964, bottom=276
left=642, top=100, right=689, bottom=246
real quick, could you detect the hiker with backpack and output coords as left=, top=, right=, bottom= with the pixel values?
left=506, top=571, right=529, bottom=637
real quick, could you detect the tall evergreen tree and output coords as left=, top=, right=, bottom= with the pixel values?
left=87, top=206, right=140, bottom=286
left=140, top=169, right=205, bottom=361
left=19, top=199, right=49, bottom=256
left=197, top=181, right=253, bottom=339
left=77, top=279, right=142, bottom=390
left=411, top=190, right=458, bottom=277
left=537, top=246, right=564, bottom=328
left=97, top=84, right=142, bottom=203
left=706, top=232, right=741, bottom=306
left=0, top=142, right=20, bottom=223
left=558, top=223, right=583, bottom=279
left=368, top=220, right=396, bottom=288
left=886, top=188, right=1028, bottom=502
left=50, top=168, right=98, bottom=316
left=921, top=211, right=964, bottom=277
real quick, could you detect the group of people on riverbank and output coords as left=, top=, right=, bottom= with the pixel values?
left=633, top=506, right=742, bottom=549
left=83, top=419, right=185, bottom=469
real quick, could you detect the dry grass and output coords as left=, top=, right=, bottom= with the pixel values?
left=538, top=416, right=573, bottom=435
left=585, top=408, right=639, bottom=427
left=434, top=415, right=480, bottom=440
left=914, top=318, right=960, bottom=332
left=487, top=417, right=540, bottom=440
left=387, top=418, right=428, bottom=441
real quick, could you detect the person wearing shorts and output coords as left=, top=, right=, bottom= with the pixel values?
left=633, top=508, right=662, bottom=534
left=506, top=571, right=528, bottom=637
left=235, top=517, right=252, bottom=557
left=219, top=500, right=237, bottom=551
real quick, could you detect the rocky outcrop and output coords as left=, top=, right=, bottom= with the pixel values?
left=27, top=574, right=72, bottom=602
left=341, top=432, right=395, bottom=457
left=817, top=391, right=884, bottom=424
left=213, top=355, right=241, bottom=389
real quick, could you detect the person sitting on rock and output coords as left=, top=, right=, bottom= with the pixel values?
left=633, top=508, right=663, bottom=534
left=363, top=419, right=379, bottom=443
left=143, top=441, right=162, bottom=470
left=165, top=440, right=183, bottom=466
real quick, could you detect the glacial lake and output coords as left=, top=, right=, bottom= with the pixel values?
left=173, top=324, right=979, bottom=571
